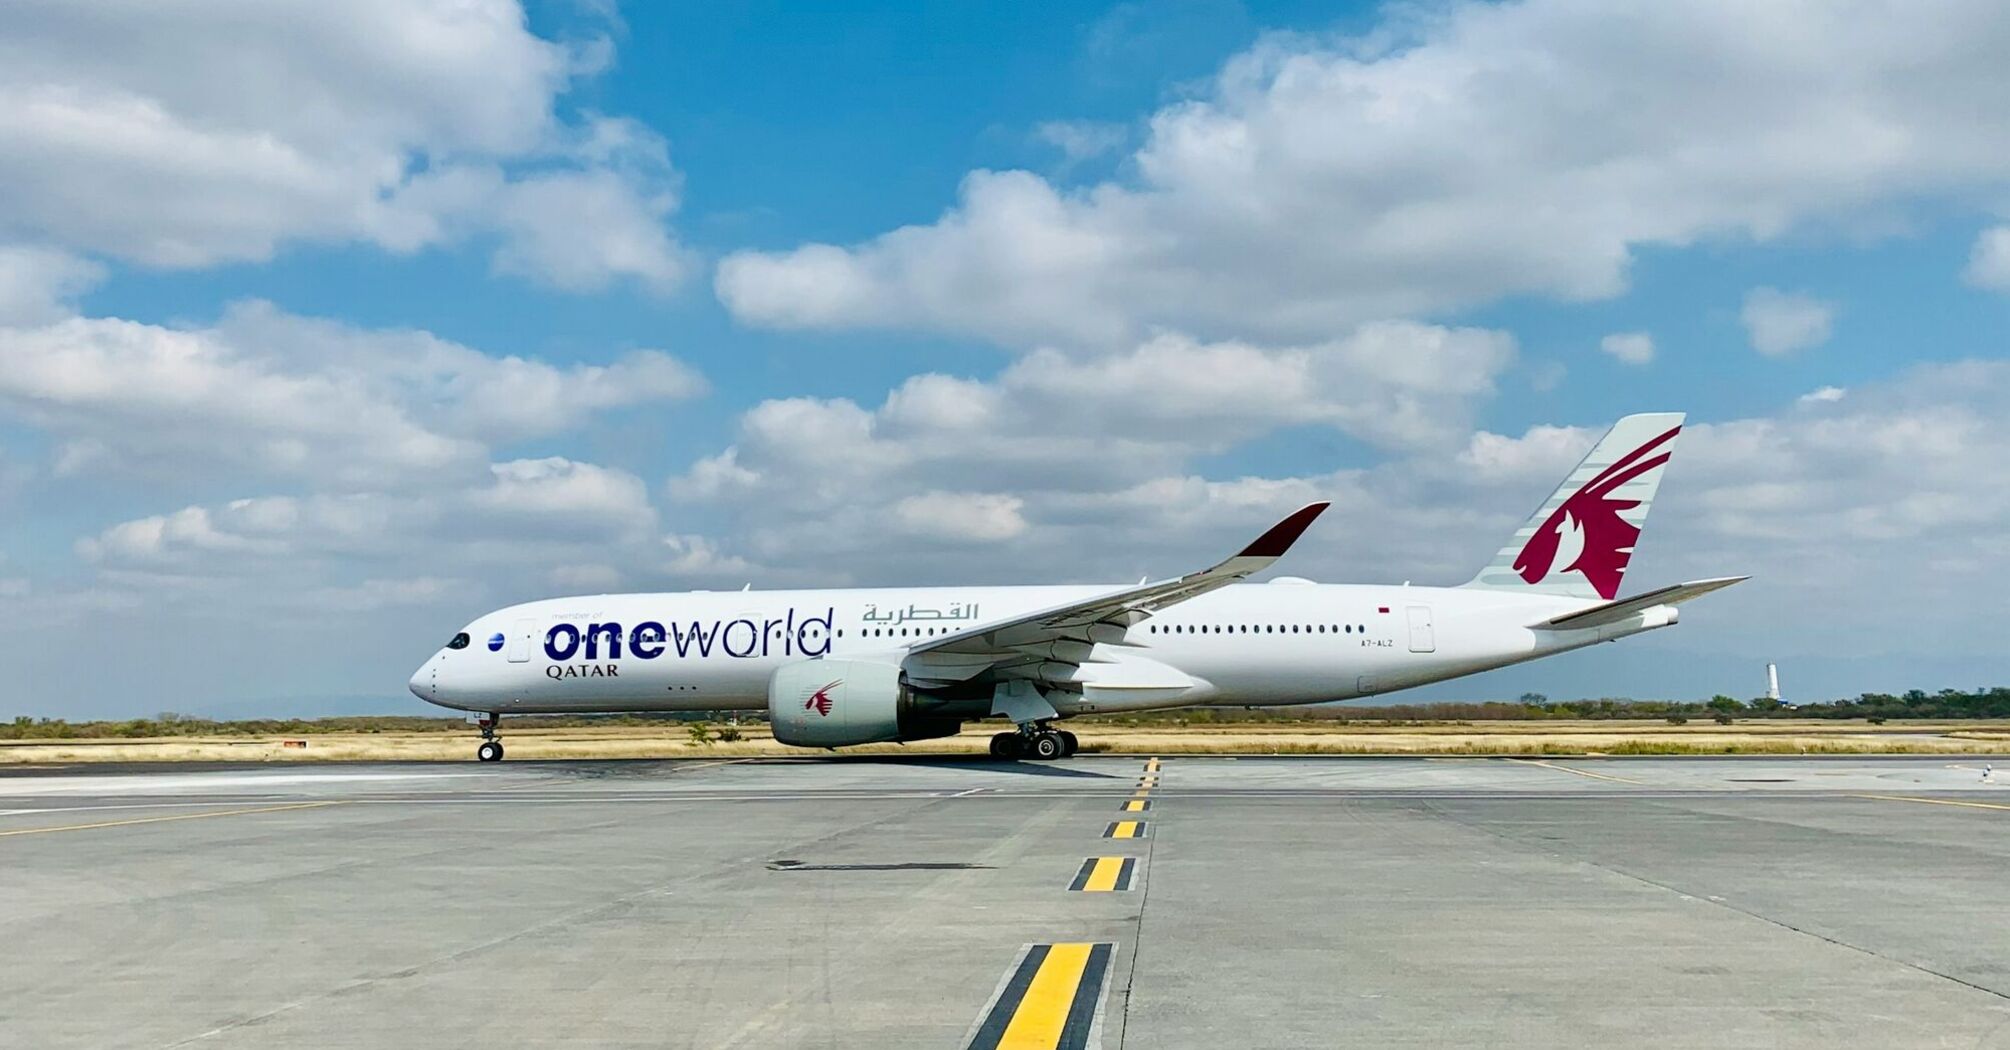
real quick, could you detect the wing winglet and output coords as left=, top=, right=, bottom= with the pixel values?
left=1238, top=502, right=1331, bottom=558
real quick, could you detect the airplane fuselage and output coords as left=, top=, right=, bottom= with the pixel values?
left=411, top=580, right=1667, bottom=717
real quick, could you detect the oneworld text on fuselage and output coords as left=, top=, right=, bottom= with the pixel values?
left=543, top=607, right=837, bottom=663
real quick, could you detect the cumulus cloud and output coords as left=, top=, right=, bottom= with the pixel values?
left=894, top=492, right=1029, bottom=544
left=1741, top=287, right=1835, bottom=356
left=1598, top=332, right=1655, bottom=366
left=719, top=0, right=2010, bottom=348
left=1963, top=225, right=2010, bottom=290
left=670, top=322, right=1512, bottom=579
left=0, top=302, right=703, bottom=486
left=676, top=320, right=1511, bottom=505
left=0, top=245, right=103, bottom=325
left=74, top=456, right=667, bottom=600
left=0, top=1, right=689, bottom=291
left=1034, top=120, right=1129, bottom=165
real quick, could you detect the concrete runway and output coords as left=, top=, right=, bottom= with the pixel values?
left=4, top=754, right=2010, bottom=1049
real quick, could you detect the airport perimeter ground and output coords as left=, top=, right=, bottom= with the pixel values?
left=7, top=718, right=2010, bottom=762
left=6, top=753, right=2010, bottom=1048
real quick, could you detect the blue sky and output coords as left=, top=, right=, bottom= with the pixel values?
left=3, top=0, right=2008, bottom=717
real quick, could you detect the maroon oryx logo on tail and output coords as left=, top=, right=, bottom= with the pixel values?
left=804, top=680, right=841, bottom=717
left=1513, top=424, right=1680, bottom=600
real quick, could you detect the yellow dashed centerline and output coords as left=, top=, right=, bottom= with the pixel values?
left=0, top=801, right=341, bottom=838
left=1121, top=799, right=1149, bottom=813
left=1068, top=857, right=1136, bottom=892
left=1854, top=794, right=2010, bottom=812
left=966, top=943, right=1114, bottom=1050
left=1104, top=820, right=1146, bottom=839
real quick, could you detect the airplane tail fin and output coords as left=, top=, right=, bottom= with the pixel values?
left=1462, top=412, right=1685, bottom=601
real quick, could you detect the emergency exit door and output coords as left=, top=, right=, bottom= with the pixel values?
left=1406, top=605, right=1435, bottom=653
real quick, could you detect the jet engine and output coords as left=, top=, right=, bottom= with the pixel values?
left=767, top=659, right=963, bottom=748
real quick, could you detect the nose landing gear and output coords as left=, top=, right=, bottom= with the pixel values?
left=988, top=723, right=1077, bottom=760
left=474, top=714, right=505, bottom=762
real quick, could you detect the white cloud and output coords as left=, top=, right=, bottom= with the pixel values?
left=0, top=1, right=688, bottom=291
left=1034, top=120, right=1129, bottom=165
left=1741, top=287, right=1835, bottom=356
left=0, top=245, right=103, bottom=325
left=1963, top=225, right=2010, bottom=290
left=894, top=492, right=1029, bottom=544
left=74, top=456, right=665, bottom=598
left=660, top=534, right=754, bottom=579
left=670, top=322, right=1512, bottom=579
left=1598, top=331, right=1655, bottom=366
left=1798, top=385, right=1847, bottom=404
left=719, top=1, right=2010, bottom=348
left=0, top=302, right=703, bottom=486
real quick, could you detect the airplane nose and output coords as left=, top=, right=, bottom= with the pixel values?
left=409, top=662, right=433, bottom=702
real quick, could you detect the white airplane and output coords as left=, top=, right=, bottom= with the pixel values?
left=411, top=413, right=1744, bottom=761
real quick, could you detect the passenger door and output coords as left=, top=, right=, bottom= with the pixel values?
left=507, top=618, right=536, bottom=663
left=1405, top=605, right=1436, bottom=654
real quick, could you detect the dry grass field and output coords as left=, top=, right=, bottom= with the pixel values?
left=2, top=719, right=2006, bottom=763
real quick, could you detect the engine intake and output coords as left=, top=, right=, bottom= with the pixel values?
left=767, top=659, right=961, bottom=747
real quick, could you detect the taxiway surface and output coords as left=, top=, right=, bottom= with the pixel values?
left=4, top=755, right=2009, bottom=1049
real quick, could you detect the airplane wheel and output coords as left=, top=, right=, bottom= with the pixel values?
left=1058, top=731, right=1078, bottom=757
left=1031, top=732, right=1064, bottom=760
left=989, top=733, right=1020, bottom=759
left=477, top=741, right=504, bottom=762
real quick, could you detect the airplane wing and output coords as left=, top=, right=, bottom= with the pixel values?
left=902, top=502, right=1330, bottom=683
left=1531, top=575, right=1748, bottom=630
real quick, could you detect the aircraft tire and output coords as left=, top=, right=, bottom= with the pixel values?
left=1058, top=730, right=1078, bottom=757
left=989, top=733, right=1020, bottom=759
left=477, top=741, right=504, bottom=762
left=1031, top=732, right=1065, bottom=761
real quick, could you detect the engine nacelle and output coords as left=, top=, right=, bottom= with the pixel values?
left=767, top=659, right=962, bottom=748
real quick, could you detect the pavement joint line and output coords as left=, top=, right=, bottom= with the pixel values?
left=964, top=942, right=1114, bottom=1050
left=1853, top=793, right=2010, bottom=812
left=1067, top=857, right=1138, bottom=892
left=1505, top=757, right=1647, bottom=785
left=0, top=800, right=341, bottom=838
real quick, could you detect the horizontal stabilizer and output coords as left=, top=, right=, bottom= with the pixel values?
left=1532, top=576, right=1748, bottom=630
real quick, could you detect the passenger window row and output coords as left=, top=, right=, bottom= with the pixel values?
left=1147, top=623, right=1368, bottom=635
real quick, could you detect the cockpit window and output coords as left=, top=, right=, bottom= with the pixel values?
left=447, top=632, right=471, bottom=650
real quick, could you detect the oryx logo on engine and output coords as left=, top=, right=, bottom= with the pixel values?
left=805, top=680, right=840, bottom=717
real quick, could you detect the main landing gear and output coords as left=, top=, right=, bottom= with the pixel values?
left=474, top=714, right=505, bottom=762
left=989, top=724, right=1077, bottom=760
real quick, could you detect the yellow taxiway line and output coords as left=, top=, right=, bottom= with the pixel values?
left=1067, top=857, right=1137, bottom=893
left=966, top=943, right=1114, bottom=1049
left=1506, top=758, right=1645, bottom=785
left=1853, top=794, right=2010, bottom=812
left=0, top=801, right=341, bottom=838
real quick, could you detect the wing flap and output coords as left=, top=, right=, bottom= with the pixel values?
left=1532, top=576, right=1748, bottom=630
